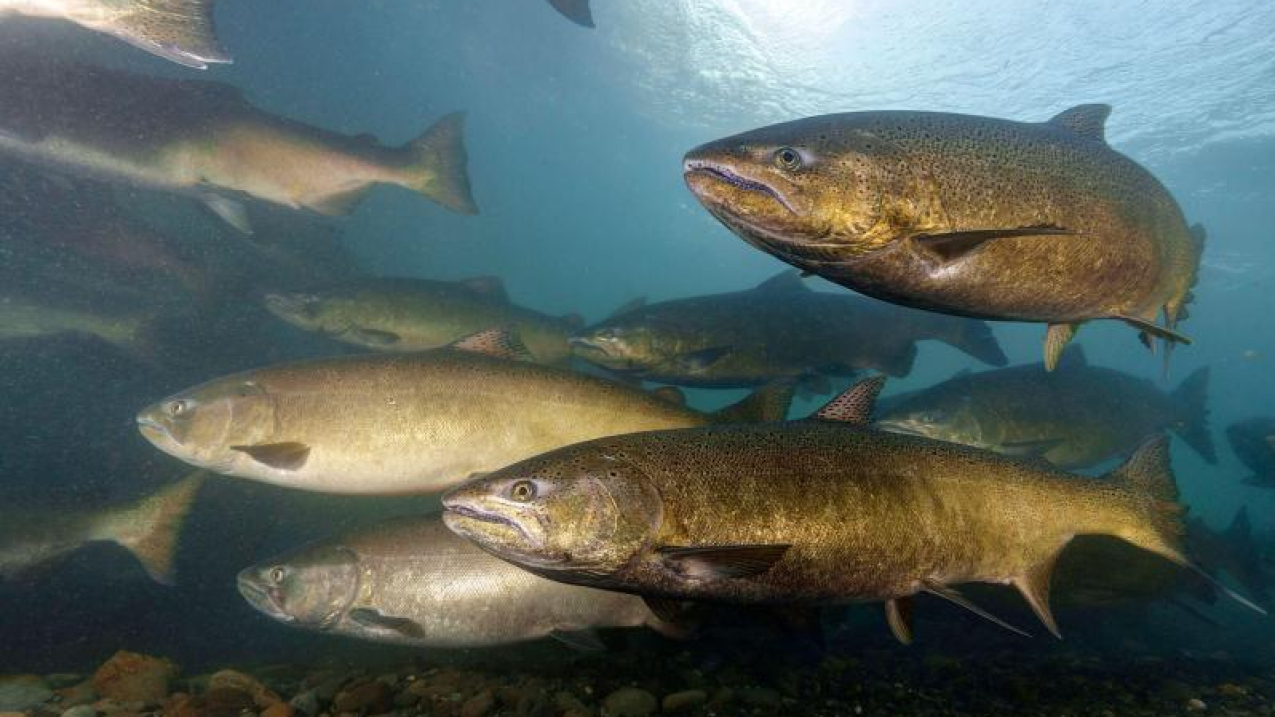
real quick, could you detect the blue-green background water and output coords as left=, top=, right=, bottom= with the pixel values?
left=1, top=0, right=1274, bottom=680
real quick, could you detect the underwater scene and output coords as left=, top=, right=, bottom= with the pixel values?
left=2, top=0, right=1275, bottom=715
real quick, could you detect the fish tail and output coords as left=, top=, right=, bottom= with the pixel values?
left=106, top=0, right=232, bottom=70
left=709, top=381, right=795, bottom=423
left=1104, top=437, right=1264, bottom=614
left=96, top=472, right=206, bottom=585
left=1169, top=367, right=1216, bottom=464
left=401, top=112, right=478, bottom=215
left=939, top=318, right=1008, bottom=367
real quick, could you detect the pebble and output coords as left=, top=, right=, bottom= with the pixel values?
left=459, top=690, right=494, bottom=717
left=661, top=690, right=706, bottom=713
left=289, top=691, right=320, bottom=716
left=737, top=686, right=781, bottom=708
left=61, top=705, right=96, bottom=717
left=91, top=652, right=178, bottom=703
left=1187, top=698, right=1207, bottom=711
left=332, top=681, right=392, bottom=715
left=262, top=702, right=295, bottom=717
left=0, top=675, right=53, bottom=711
left=552, top=691, right=589, bottom=716
left=56, top=681, right=98, bottom=709
left=600, top=688, right=656, bottom=717
left=209, top=671, right=281, bottom=709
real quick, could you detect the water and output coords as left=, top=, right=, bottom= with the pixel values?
left=1, top=1, right=1274, bottom=713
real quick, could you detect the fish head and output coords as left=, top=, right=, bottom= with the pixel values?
left=136, top=376, right=276, bottom=471
left=263, top=293, right=329, bottom=331
left=875, top=394, right=984, bottom=446
left=684, top=115, right=925, bottom=266
left=570, top=320, right=664, bottom=371
left=442, top=444, right=663, bottom=579
left=237, top=546, right=360, bottom=629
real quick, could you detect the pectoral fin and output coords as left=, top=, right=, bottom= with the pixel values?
left=657, top=544, right=790, bottom=580
left=1115, top=315, right=1192, bottom=345
left=811, top=375, right=886, bottom=424
left=885, top=597, right=914, bottom=645
left=914, top=226, right=1075, bottom=263
left=348, top=608, right=426, bottom=639
left=202, top=193, right=252, bottom=234
left=350, top=328, right=401, bottom=346
left=230, top=442, right=310, bottom=471
left=549, top=629, right=606, bottom=651
left=921, top=580, right=1030, bottom=637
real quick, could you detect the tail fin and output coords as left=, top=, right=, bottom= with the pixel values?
left=710, top=382, right=795, bottom=424
left=1169, top=367, right=1216, bottom=464
left=106, top=0, right=232, bottom=70
left=402, top=112, right=477, bottom=215
left=97, top=472, right=206, bottom=585
left=1106, top=438, right=1264, bottom=614
left=939, top=319, right=1008, bottom=367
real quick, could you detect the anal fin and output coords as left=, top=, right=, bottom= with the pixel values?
left=1012, top=548, right=1064, bottom=639
left=885, top=597, right=914, bottom=645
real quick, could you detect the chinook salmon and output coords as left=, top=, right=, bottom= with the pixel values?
left=136, top=329, right=793, bottom=495
left=571, top=270, right=1005, bottom=391
left=0, top=0, right=230, bottom=69
left=237, top=515, right=668, bottom=650
left=0, top=472, right=204, bottom=584
left=875, top=347, right=1214, bottom=468
left=265, top=276, right=582, bottom=366
left=0, top=55, right=475, bottom=234
left=683, top=105, right=1205, bottom=370
left=444, top=377, right=1261, bottom=643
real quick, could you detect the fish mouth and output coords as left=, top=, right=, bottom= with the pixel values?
left=136, top=414, right=175, bottom=445
left=568, top=336, right=629, bottom=365
left=683, top=159, right=798, bottom=215
left=441, top=499, right=551, bottom=562
left=262, top=293, right=317, bottom=323
left=236, top=570, right=295, bottom=624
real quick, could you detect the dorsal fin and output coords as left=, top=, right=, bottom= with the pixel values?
left=811, top=375, right=886, bottom=424
left=458, top=276, right=509, bottom=303
left=446, top=327, right=534, bottom=362
left=608, top=296, right=646, bottom=319
left=753, top=270, right=809, bottom=293
left=1047, top=104, right=1111, bottom=142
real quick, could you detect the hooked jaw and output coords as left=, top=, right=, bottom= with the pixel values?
left=236, top=568, right=294, bottom=623
left=441, top=483, right=554, bottom=565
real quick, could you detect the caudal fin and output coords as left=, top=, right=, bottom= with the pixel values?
left=938, top=318, right=1008, bottom=367
left=98, top=472, right=206, bottom=585
left=402, top=112, right=478, bottom=215
left=106, top=0, right=232, bottom=70
left=1106, top=438, right=1264, bottom=614
left=710, top=382, right=795, bottom=423
left=1170, top=367, right=1216, bottom=464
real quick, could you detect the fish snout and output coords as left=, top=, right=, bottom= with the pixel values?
left=263, top=293, right=319, bottom=322
left=236, top=568, right=294, bottom=623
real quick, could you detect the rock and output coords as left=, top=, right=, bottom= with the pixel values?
left=209, top=671, right=282, bottom=710
left=332, top=681, right=392, bottom=715
left=262, top=702, right=294, bottom=717
left=289, top=691, right=320, bottom=717
left=552, top=692, right=589, bottom=716
left=91, top=652, right=177, bottom=704
left=1187, top=698, right=1207, bottom=711
left=0, top=675, right=54, bottom=711
left=600, top=688, right=656, bottom=717
left=56, top=681, right=98, bottom=709
left=661, top=690, right=707, bottom=713
left=61, top=705, right=96, bottom=717
left=460, top=690, right=494, bottom=717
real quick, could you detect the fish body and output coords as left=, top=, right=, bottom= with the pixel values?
left=572, top=270, right=1005, bottom=389
left=0, top=293, right=155, bottom=353
left=237, top=515, right=661, bottom=649
left=0, top=57, right=475, bottom=232
left=1227, top=418, right=1275, bottom=487
left=0, top=0, right=229, bottom=68
left=265, top=277, right=581, bottom=365
left=136, top=331, right=792, bottom=495
left=875, top=347, right=1214, bottom=468
left=683, top=105, right=1203, bottom=368
left=0, top=473, right=203, bottom=584
left=443, top=378, right=1236, bottom=640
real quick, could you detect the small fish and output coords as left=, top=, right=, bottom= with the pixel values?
left=265, top=277, right=582, bottom=366
left=444, top=377, right=1261, bottom=645
left=1227, top=418, right=1275, bottom=487
left=0, top=472, right=204, bottom=584
left=875, top=347, right=1214, bottom=468
left=683, top=105, right=1204, bottom=370
left=238, top=515, right=671, bottom=649
left=571, top=270, right=1006, bottom=390
left=137, top=328, right=792, bottom=495
left=0, top=55, right=475, bottom=234
left=0, top=0, right=230, bottom=69
left=0, top=292, right=159, bottom=356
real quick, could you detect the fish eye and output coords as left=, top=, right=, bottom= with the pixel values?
left=269, top=566, right=286, bottom=583
left=774, top=147, right=803, bottom=170
left=167, top=400, right=189, bottom=417
left=510, top=480, right=537, bottom=502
